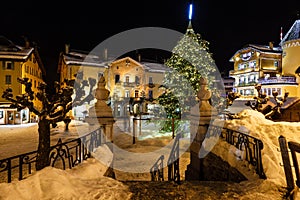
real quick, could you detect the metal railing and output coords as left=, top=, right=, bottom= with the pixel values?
left=208, top=125, right=266, bottom=179
left=167, top=132, right=182, bottom=184
left=0, top=127, right=104, bottom=183
left=279, top=135, right=300, bottom=199
left=150, top=155, right=164, bottom=181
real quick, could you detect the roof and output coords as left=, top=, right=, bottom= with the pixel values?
left=61, top=50, right=110, bottom=67
left=279, top=19, right=300, bottom=46
left=142, top=62, right=171, bottom=73
left=0, top=35, right=33, bottom=60
left=229, top=44, right=282, bottom=62
left=109, top=56, right=141, bottom=67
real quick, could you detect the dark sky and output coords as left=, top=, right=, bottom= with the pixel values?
left=1, top=0, right=299, bottom=85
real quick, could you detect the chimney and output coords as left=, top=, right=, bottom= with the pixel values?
left=103, top=48, right=108, bottom=60
left=22, top=36, right=30, bottom=48
left=65, top=44, right=70, bottom=54
left=269, top=41, right=274, bottom=50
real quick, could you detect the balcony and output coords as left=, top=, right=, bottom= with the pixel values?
left=237, top=81, right=257, bottom=87
left=229, top=68, right=258, bottom=76
left=123, top=82, right=136, bottom=87
left=258, top=76, right=297, bottom=85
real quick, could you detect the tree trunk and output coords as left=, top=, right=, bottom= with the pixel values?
left=36, top=118, right=51, bottom=170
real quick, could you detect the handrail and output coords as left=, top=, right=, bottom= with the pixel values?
left=0, top=127, right=103, bottom=183
left=150, top=155, right=164, bottom=181
left=167, top=132, right=182, bottom=184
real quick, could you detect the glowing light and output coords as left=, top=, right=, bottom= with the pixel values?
left=188, top=4, right=193, bottom=20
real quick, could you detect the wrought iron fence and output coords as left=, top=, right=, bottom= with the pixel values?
left=208, top=125, right=266, bottom=179
left=0, top=127, right=104, bottom=183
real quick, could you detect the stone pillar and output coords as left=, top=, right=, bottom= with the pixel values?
left=185, top=77, right=217, bottom=180
left=85, top=76, right=115, bottom=142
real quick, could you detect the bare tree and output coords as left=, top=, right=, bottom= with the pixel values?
left=2, top=74, right=96, bottom=170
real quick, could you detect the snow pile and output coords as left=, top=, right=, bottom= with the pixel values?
left=220, top=109, right=300, bottom=186
left=0, top=159, right=132, bottom=200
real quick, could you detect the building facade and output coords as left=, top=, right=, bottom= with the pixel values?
left=230, top=19, right=300, bottom=99
left=57, top=45, right=169, bottom=120
left=0, top=36, right=45, bottom=125
left=57, top=44, right=109, bottom=119
left=229, top=43, right=286, bottom=98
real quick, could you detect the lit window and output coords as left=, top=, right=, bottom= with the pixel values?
left=135, top=90, right=139, bottom=98
left=277, top=88, right=282, bottom=96
left=125, top=90, right=130, bottom=98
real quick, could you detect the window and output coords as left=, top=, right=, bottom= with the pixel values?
left=277, top=88, right=282, bottom=96
left=274, top=61, right=279, bottom=67
left=149, top=90, right=153, bottom=99
left=125, top=90, right=130, bottom=98
left=115, top=74, right=120, bottom=83
left=249, top=61, right=256, bottom=68
left=3, top=61, right=14, bottom=70
left=135, top=76, right=140, bottom=85
left=238, top=63, right=247, bottom=70
left=98, top=72, right=103, bottom=78
left=149, top=77, right=153, bottom=84
left=125, top=76, right=129, bottom=83
left=135, top=90, right=139, bottom=98
left=5, top=75, right=11, bottom=84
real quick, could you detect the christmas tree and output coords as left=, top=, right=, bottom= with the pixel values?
left=157, top=4, right=224, bottom=128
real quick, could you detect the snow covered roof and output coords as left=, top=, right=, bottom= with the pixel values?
left=0, top=36, right=45, bottom=75
left=229, top=44, right=282, bottom=62
left=142, top=62, right=171, bottom=73
left=0, top=35, right=34, bottom=60
left=279, top=19, right=300, bottom=46
left=62, top=50, right=110, bottom=67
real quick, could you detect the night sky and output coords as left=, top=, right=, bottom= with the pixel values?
left=1, top=0, right=299, bottom=86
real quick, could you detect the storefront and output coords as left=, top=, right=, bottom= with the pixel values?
left=0, top=105, right=29, bottom=125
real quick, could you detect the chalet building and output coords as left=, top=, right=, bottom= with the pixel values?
left=228, top=19, right=300, bottom=121
left=57, top=45, right=169, bottom=120
left=229, top=19, right=300, bottom=99
left=229, top=43, right=284, bottom=98
left=0, top=36, right=45, bottom=125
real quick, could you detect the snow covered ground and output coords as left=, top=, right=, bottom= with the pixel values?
left=0, top=109, right=299, bottom=199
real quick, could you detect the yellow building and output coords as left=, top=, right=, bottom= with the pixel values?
left=108, top=57, right=169, bottom=117
left=229, top=43, right=288, bottom=98
left=57, top=45, right=169, bottom=119
left=0, top=36, right=45, bottom=124
left=230, top=19, right=300, bottom=99
left=57, top=44, right=109, bottom=119
left=280, top=19, right=300, bottom=89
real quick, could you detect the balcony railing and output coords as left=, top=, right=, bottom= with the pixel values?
left=258, top=77, right=297, bottom=85
left=237, top=81, right=257, bottom=87
left=122, top=82, right=136, bottom=87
